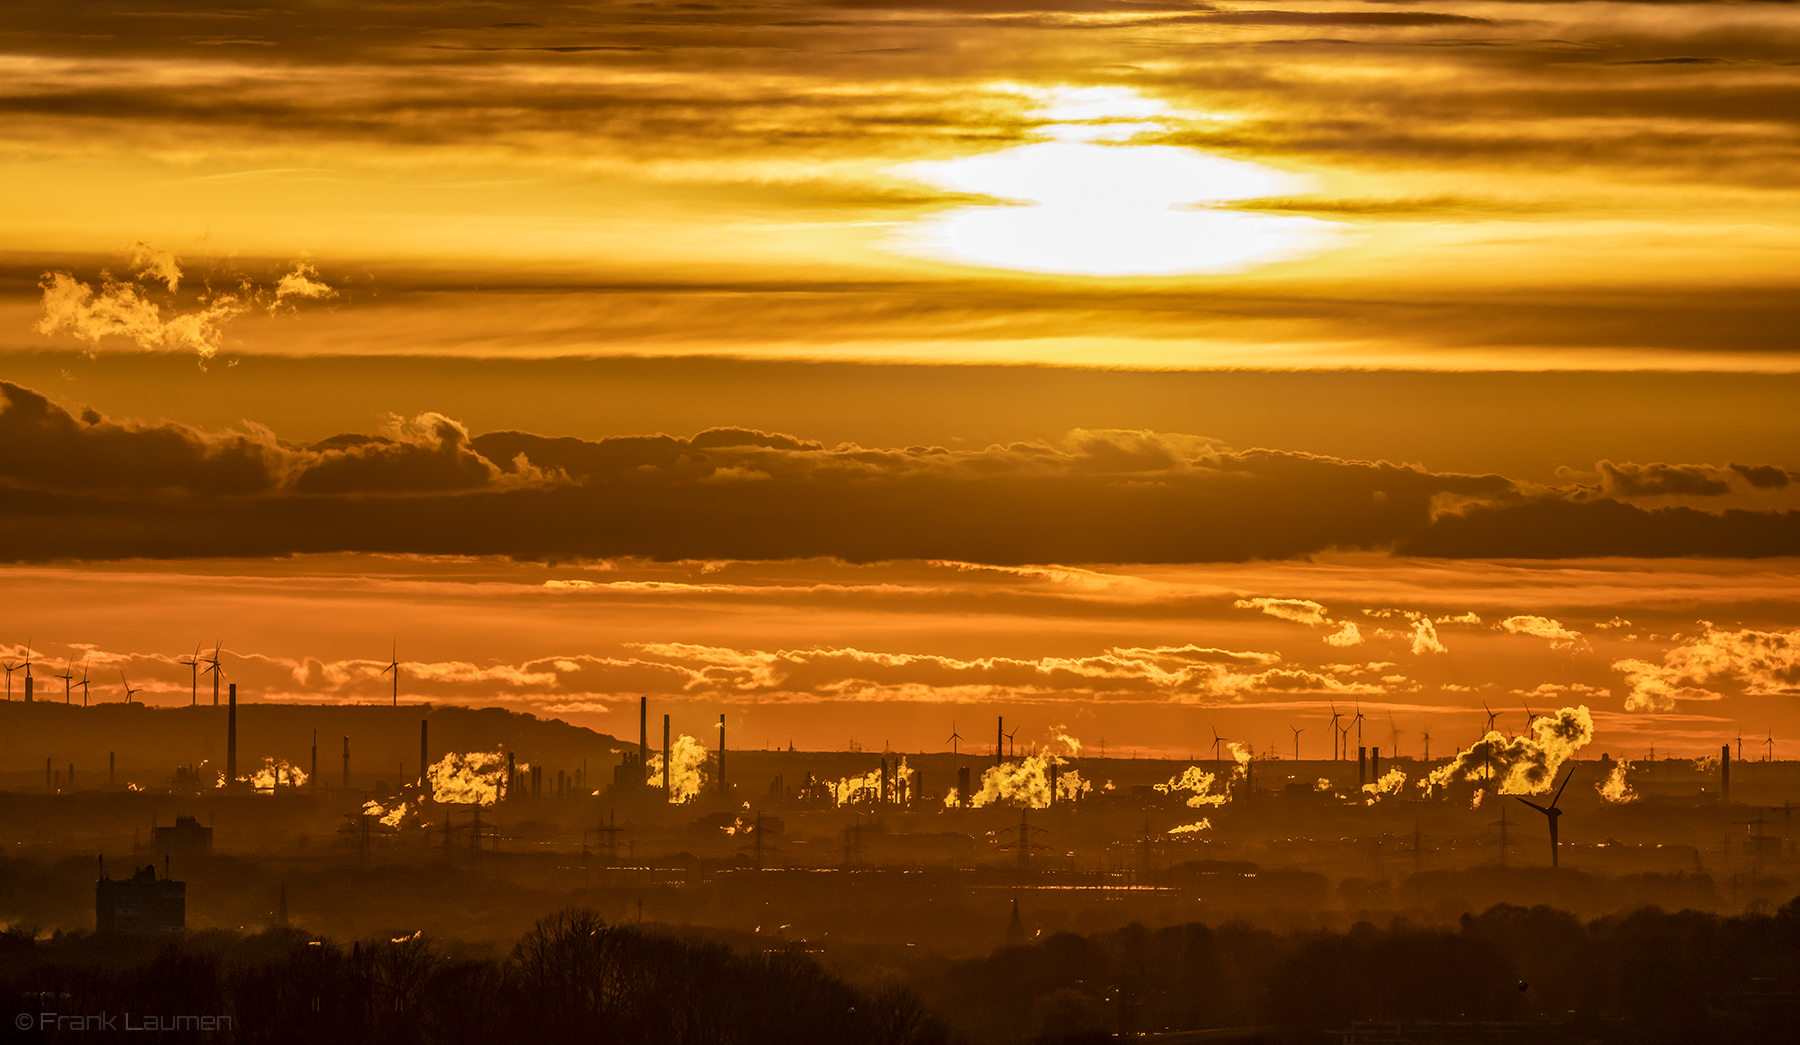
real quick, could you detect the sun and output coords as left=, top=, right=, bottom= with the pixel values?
left=886, top=87, right=1340, bottom=277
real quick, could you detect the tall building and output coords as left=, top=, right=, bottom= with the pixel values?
left=96, top=864, right=185, bottom=935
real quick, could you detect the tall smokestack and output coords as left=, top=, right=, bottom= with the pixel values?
left=1048, top=763, right=1059, bottom=805
left=1372, top=747, right=1381, bottom=781
left=1358, top=746, right=1366, bottom=788
left=997, top=716, right=1004, bottom=768
left=1722, top=744, right=1731, bottom=804
left=342, top=736, right=349, bottom=789
left=718, top=713, right=726, bottom=797
left=227, top=683, right=237, bottom=784
left=958, top=765, right=971, bottom=808
left=420, top=719, right=429, bottom=789
left=663, top=714, right=671, bottom=798
left=881, top=758, right=890, bottom=805
left=639, top=697, right=648, bottom=780
left=505, top=751, right=516, bottom=802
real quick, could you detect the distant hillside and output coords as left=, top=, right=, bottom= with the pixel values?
left=0, top=702, right=625, bottom=790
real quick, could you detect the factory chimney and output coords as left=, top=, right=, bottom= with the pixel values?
left=662, top=714, right=671, bottom=797
left=957, top=765, right=971, bottom=808
left=227, top=684, right=237, bottom=784
left=1372, top=747, right=1381, bottom=782
left=341, top=736, right=350, bottom=789
left=639, top=697, right=648, bottom=781
left=997, top=716, right=1004, bottom=768
left=420, top=719, right=429, bottom=789
left=1721, top=744, right=1731, bottom=804
left=718, top=713, right=726, bottom=796
left=1358, top=746, right=1367, bottom=788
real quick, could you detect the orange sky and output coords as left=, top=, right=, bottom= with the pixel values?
left=2, top=0, right=1797, bottom=761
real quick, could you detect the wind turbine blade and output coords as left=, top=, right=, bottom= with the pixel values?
left=1551, top=764, right=1576, bottom=807
left=1515, top=797, right=1551, bottom=816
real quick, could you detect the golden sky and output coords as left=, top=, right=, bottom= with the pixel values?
left=1, top=0, right=1797, bottom=759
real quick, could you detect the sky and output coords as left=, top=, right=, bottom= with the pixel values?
left=1, top=0, right=1797, bottom=760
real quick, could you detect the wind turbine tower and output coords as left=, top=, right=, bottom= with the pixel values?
left=1515, top=765, right=1577, bottom=869
left=380, top=642, right=401, bottom=706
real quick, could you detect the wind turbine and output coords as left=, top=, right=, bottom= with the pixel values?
left=1515, top=764, right=1577, bottom=869
left=946, top=721, right=964, bottom=761
left=1736, top=730, right=1743, bottom=763
left=54, top=657, right=75, bottom=704
left=1210, top=726, right=1226, bottom=767
left=203, top=641, right=223, bottom=706
left=1351, top=704, right=1367, bottom=753
left=1327, top=704, right=1344, bottom=760
left=1766, top=729, right=1775, bottom=763
left=119, top=670, right=143, bottom=704
left=75, top=656, right=91, bottom=707
left=1522, top=700, right=1539, bottom=735
left=1482, top=701, right=1500, bottom=735
left=380, top=641, right=401, bottom=706
left=1004, top=726, right=1019, bottom=760
left=1290, top=724, right=1304, bottom=762
left=179, top=643, right=201, bottom=706
left=1, top=656, right=18, bottom=700
left=1387, top=713, right=1402, bottom=758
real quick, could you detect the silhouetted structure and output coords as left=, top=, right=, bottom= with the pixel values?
left=154, top=814, right=213, bottom=861
left=96, top=863, right=184, bottom=935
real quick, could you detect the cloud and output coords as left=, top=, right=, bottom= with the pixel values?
left=0, top=381, right=564, bottom=501
left=1498, top=615, right=1585, bottom=649
left=1730, top=462, right=1793, bottom=490
left=131, top=242, right=181, bottom=292
left=1614, top=627, right=1800, bottom=712
left=270, top=260, right=337, bottom=312
left=1233, top=597, right=1330, bottom=626
left=1598, top=460, right=1733, bottom=498
left=36, top=250, right=335, bottom=361
left=4, top=380, right=1799, bottom=563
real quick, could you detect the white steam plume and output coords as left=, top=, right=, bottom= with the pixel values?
left=428, top=750, right=510, bottom=805
left=645, top=734, right=709, bottom=803
left=1423, top=704, right=1594, bottom=798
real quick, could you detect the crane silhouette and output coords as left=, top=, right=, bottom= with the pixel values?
left=1515, top=764, right=1577, bottom=869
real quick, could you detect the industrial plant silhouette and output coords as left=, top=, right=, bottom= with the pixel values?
left=3, top=674, right=1798, bottom=1044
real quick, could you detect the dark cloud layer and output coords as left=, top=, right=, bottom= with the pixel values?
left=2, top=380, right=1795, bottom=563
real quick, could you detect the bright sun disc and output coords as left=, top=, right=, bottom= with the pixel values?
left=885, top=90, right=1341, bottom=277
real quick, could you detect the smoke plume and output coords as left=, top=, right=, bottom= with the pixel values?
left=1423, top=704, right=1594, bottom=797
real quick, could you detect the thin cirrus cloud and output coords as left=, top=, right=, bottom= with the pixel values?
left=1, top=379, right=1797, bottom=563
